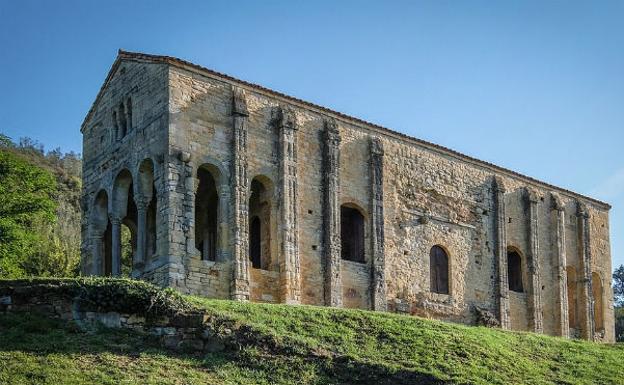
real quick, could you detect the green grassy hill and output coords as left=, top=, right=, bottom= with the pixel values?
left=1, top=278, right=623, bottom=385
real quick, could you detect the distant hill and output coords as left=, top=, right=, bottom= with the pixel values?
left=0, top=134, right=81, bottom=277
left=0, top=278, right=623, bottom=385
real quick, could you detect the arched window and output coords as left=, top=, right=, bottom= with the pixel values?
left=118, top=102, right=127, bottom=137
left=250, top=216, right=261, bottom=268
left=112, top=111, right=119, bottom=140
left=195, top=166, right=219, bottom=261
left=507, top=249, right=523, bottom=292
left=126, top=98, right=133, bottom=131
left=592, top=272, right=604, bottom=331
left=340, top=205, right=365, bottom=263
left=248, top=176, right=272, bottom=270
left=430, top=245, right=449, bottom=294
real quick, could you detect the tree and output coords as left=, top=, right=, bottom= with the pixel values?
left=614, top=265, right=624, bottom=342
left=613, top=265, right=624, bottom=307
left=0, top=150, right=57, bottom=277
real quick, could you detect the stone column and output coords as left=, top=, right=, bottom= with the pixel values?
left=276, top=106, right=301, bottom=304
left=90, top=231, right=103, bottom=276
left=577, top=201, right=595, bottom=340
left=526, top=188, right=543, bottom=333
left=110, top=215, right=122, bottom=277
left=322, top=118, right=342, bottom=307
left=370, top=136, right=387, bottom=311
left=551, top=193, right=569, bottom=338
left=231, top=87, right=250, bottom=301
left=135, top=197, right=148, bottom=266
left=493, top=176, right=510, bottom=329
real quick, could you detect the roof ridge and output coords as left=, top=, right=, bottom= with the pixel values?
left=81, top=49, right=611, bottom=209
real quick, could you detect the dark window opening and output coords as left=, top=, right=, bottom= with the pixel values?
left=507, top=250, right=524, bottom=292
left=195, top=167, right=218, bottom=261
left=340, top=205, right=365, bottom=263
left=119, top=102, right=127, bottom=137
left=430, top=245, right=449, bottom=294
left=250, top=216, right=261, bottom=268
left=112, top=111, right=119, bottom=140
left=126, top=98, right=133, bottom=131
left=248, top=177, right=272, bottom=270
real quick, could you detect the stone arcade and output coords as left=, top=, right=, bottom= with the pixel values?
left=81, top=50, right=615, bottom=342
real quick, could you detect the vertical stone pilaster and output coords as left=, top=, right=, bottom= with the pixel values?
left=322, top=118, right=342, bottom=307
left=551, top=193, right=570, bottom=338
left=370, top=136, right=387, bottom=311
left=110, top=215, right=122, bottom=277
left=217, top=184, right=230, bottom=262
left=493, top=176, right=510, bottom=329
left=276, top=106, right=301, bottom=304
left=135, top=197, right=148, bottom=266
left=526, top=188, right=543, bottom=333
left=231, top=87, right=250, bottom=301
left=577, top=201, right=595, bottom=340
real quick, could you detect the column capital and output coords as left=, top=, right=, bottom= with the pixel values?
left=493, top=176, right=506, bottom=194
left=232, top=86, right=249, bottom=117
left=577, top=201, right=590, bottom=218
left=109, top=214, right=122, bottom=225
left=551, top=193, right=565, bottom=212
left=134, top=196, right=149, bottom=211
left=324, top=118, right=341, bottom=144
left=273, top=106, right=297, bottom=131
left=525, top=187, right=540, bottom=204
left=370, top=136, right=384, bottom=156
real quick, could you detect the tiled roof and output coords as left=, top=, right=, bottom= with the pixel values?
left=81, top=49, right=610, bottom=209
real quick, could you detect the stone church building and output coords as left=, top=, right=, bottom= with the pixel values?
left=80, top=50, right=615, bottom=342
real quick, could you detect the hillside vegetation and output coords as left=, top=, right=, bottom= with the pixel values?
left=0, top=134, right=82, bottom=278
left=1, top=278, right=623, bottom=385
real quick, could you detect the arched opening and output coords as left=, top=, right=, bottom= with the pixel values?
left=249, top=177, right=272, bottom=270
left=126, top=98, right=133, bottom=131
left=567, top=266, right=577, bottom=329
left=112, top=111, right=119, bottom=141
left=507, top=249, right=524, bottom=293
left=138, top=159, right=157, bottom=262
left=120, top=222, right=135, bottom=277
left=195, top=165, right=219, bottom=261
left=430, top=245, right=449, bottom=294
left=340, top=204, right=365, bottom=263
left=112, top=169, right=137, bottom=276
left=592, top=272, right=604, bottom=332
left=118, top=102, right=127, bottom=137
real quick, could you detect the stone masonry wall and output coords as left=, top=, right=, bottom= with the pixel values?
left=81, top=53, right=615, bottom=342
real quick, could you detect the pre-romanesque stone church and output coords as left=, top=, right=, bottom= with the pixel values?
left=80, top=50, right=615, bottom=342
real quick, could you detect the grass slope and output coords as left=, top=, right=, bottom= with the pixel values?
left=1, top=278, right=623, bottom=385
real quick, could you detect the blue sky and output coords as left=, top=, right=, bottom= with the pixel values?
left=1, top=1, right=623, bottom=268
